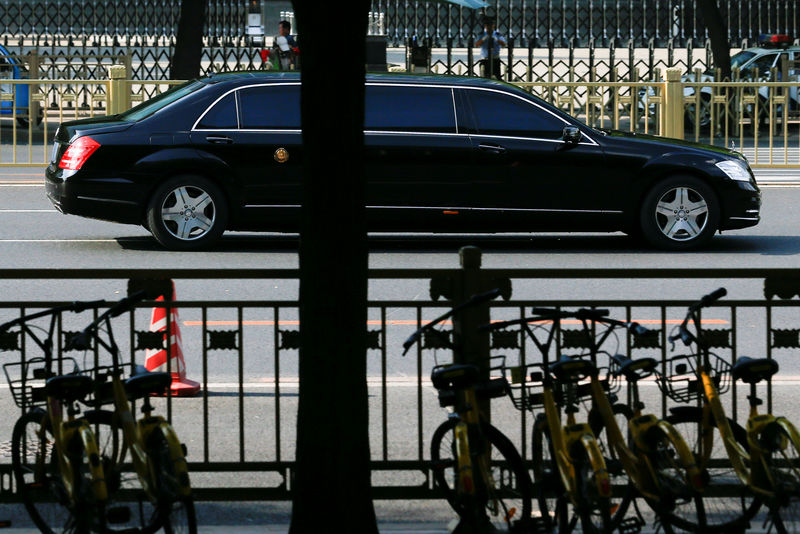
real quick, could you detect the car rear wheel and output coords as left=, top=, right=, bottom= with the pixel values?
left=639, top=175, right=719, bottom=251
left=146, top=175, right=228, bottom=250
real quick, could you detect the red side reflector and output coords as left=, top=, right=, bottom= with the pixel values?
left=58, top=136, right=100, bottom=170
left=443, top=210, right=459, bottom=215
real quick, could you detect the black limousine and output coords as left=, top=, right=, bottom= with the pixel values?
left=45, top=72, right=761, bottom=250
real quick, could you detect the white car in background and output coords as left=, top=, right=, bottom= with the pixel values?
left=683, top=34, right=800, bottom=130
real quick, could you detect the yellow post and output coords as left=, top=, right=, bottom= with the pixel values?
left=107, top=65, right=129, bottom=115
left=661, top=68, right=684, bottom=140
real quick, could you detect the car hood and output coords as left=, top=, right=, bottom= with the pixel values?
left=597, top=128, right=747, bottom=161
left=55, top=115, right=133, bottom=142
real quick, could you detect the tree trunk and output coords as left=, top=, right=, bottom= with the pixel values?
left=170, top=0, right=207, bottom=80
left=289, top=2, right=377, bottom=533
left=697, top=0, right=731, bottom=80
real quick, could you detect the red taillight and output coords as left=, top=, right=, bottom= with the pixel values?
left=58, top=136, right=100, bottom=170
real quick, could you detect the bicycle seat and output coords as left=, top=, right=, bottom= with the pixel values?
left=431, top=364, right=479, bottom=391
left=731, top=357, right=779, bottom=384
left=611, top=354, right=657, bottom=382
left=124, top=371, right=172, bottom=399
left=549, top=356, right=597, bottom=382
left=45, top=374, right=94, bottom=403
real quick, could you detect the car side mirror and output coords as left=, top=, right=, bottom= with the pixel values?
left=562, top=126, right=582, bottom=145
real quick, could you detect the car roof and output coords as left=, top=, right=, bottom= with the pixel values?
left=742, top=45, right=800, bottom=54
left=197, top=70, right=518, bottom=90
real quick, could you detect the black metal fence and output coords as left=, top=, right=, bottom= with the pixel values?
left=0, top=267, right=798, bottom=501
left=0, top=1, right=795, bottom=50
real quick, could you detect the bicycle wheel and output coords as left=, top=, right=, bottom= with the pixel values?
left=760, top=422, right=800, bottom=534
left=430, top=418, right=533, bottom=532
left=11, top=409, right=71, bottom=534
left=589, top=402, right=635, bottom=528
left=573, top=439, right=612, bottom=534
left=642, top=424, right=706, bottom=532
left=531, top=415, right=563, bottom=530
left=148, top=427, right=197, bottom=534
left=667, top=408, right=761, bottom=532
left=67, top=429, right=108, bottom=534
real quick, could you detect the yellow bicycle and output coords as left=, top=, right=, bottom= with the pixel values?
left=65, top=291, right=196, bottom=534
left=486, top=307, right=615, bottom=534
left=3, top=301, right=110, bottom=534
left=664, top=288, right=800, bottom=533
left=403, top=289, right=537, bottom=533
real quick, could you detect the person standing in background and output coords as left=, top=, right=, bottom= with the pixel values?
left=475, top=16, right=506, bottom=80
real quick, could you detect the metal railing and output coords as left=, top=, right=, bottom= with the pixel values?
left=0, top=0, right=793, bottom=49
left=0, top=266, right=798, bottom=501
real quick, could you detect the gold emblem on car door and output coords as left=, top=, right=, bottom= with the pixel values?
left=274, top=148, right=289, bottom=163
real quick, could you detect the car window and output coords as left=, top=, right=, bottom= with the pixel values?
left=119, top=80, right=205, bottom=122
left=365, top=85, right=456, bottom=133
left=466, top=89, right=567, bottom=139
left=731, top=50, right=756, bottom=70
left=196, top=92, right=238, bottom=129
left=750, top=52, right=780, bottom=76
left=238, top=85, right=300, bottom=129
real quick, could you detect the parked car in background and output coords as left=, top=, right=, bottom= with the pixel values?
left=0, top=44, right=42, bottom=127
left=683, top=34, right=800, bottom=129
left=45, top=72, right=760, bottom=251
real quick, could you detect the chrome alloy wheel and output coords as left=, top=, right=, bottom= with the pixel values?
left=654, top=186, right=709, bottom=242
left=160, top=185, right=216, bottom=241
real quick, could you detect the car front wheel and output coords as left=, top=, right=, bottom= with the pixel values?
left=639, top=175, right=719, bottom=250
left=146, top=175, right=228, bottom=250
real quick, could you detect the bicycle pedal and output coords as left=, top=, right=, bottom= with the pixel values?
left=106, top=506, right=131, bottom=524
left=617, top=516, right=645, bottom=534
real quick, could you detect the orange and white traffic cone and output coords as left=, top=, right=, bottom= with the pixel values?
left=144, top=281, right=201, bottom=397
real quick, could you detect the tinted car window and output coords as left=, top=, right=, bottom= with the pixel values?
left=365, top=85, right=455, bottom=133
left=119, top=80, right=205, bottom=122
left=466, top=89, right=566, bottom=138
left=238, top=85, right=300, bottom=129
left=197, top=92, right=238, bottom=129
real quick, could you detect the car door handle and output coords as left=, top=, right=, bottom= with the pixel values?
left=206, top=135, right=233, bottom=144
left=478, top=143, right=506, bottom=155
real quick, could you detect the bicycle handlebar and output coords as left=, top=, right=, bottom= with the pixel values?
left=668, top=287, right=727, bottom=347
left=401, top=288, right=502, bottom=355
left=0, top=299, right=108, bottom=332
left=65, top=291, right=149, bottom=351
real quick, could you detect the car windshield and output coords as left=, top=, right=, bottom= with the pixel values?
left=117, top=80, right=205, bottom=121
left=730, top=50, right=756, bottom=69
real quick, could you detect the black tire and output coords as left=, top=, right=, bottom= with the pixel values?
left=531, top=416, right=563, bottom=531
left=573, top=441, right=611, bottom=534
left=642, top=425, right=706, bottom=532
left=760, top=423, right=800, bottom=533
left=12, top=409, right=108, bottom=534
left=12, top=410, right=69, bottom=534
left=639, top=175, right=720, bottom=251
left=430, top=418, right=533, bottom=532
left=666, top=408, right=761, bottom=532
left=148, top=428, right=197, bottom=534
left=588, top=403, right=635, bottom=529
left=146, top=175, right=228, bottom=251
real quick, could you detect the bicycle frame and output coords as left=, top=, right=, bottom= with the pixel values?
left=88, top=306, right=191, bottom=502
left=678, top=294, right=800, bottom=502
left=44, top=392, right=109, bottom=505
left=516, top=318, right=611, bottom=506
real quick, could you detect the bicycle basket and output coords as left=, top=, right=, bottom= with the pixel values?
left=655, top=352, right=732, bottom=403
left=3, top=356, right=81, bottom=408
left=504, top=360, right=602, bottom=411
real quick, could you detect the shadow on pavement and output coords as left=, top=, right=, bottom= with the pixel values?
left=114, top=233, right=798, bottom=255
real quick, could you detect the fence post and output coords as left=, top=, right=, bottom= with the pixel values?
left=429, top=247, right=511, bottom=420
left=107, top=64, right=129, bottom=115
left=661, top=67, right=684, bottom=139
